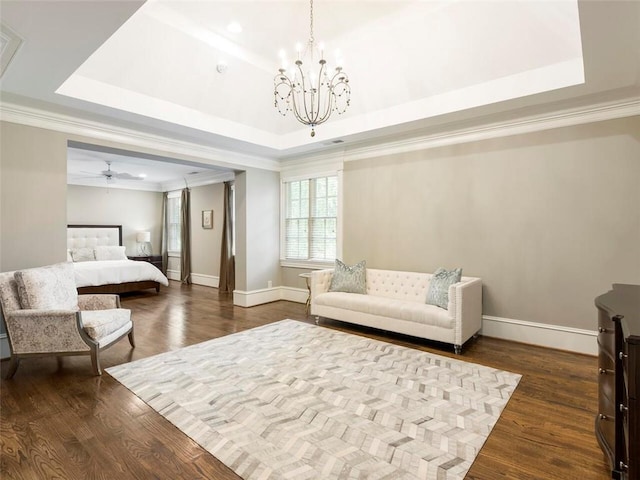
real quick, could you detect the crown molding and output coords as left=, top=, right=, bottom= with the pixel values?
left=162, top=170, right=235, bottom=192
left=280, top=97, right=640, bottom=171
left=0, top=101, right=280, bottom=172
left=340, top=97, right=640, bottom=163
left=2, top=96, right=638, bottom=178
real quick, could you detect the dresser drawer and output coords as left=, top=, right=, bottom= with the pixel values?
left=596, top=412, right=616, bottom=459
left=599, top=312, right=616, bottom=357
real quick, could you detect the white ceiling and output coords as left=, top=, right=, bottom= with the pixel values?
left=66, top=143, right=234, bottom=192
left=0, top=0, right=639, bottom=187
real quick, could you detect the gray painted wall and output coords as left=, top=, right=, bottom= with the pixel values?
left=190, top=183, right=225, bottom=280
left=234, top=168, right=281, bottom=292
left=340, top=117, right=640, bottom=331
left=0, top=123, right=68, bottom=271
left=67, top=185, right=163, bottom=256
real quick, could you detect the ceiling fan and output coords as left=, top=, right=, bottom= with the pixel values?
left=93, top=161, right=144, bottom=182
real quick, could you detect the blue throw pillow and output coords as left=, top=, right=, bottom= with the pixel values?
left=329, top=259, right=367, bottom=294
left=426, top=267, right=462, bottom=309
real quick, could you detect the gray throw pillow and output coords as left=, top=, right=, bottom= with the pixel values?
left=329, top=259, right=367, bottom=294
left=426, top=267, right=462, bottom=309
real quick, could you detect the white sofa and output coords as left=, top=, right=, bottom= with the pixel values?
left=310, top=268, right=482, bottom=354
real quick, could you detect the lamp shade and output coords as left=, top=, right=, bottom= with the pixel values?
left=136, top=231, right=151, bottom=243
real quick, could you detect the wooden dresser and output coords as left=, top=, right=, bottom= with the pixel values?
left=595, top=284, right=639, bottom=480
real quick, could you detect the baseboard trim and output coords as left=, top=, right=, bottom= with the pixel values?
left=0, top=334, right=9, bottom=360
left=233, top=287, right=282, bottom=307
left=481, top=315, right=597, bottom=356
left=279, top=286, right=309, bottom=304
left=234, top=286, right=308, bottom=307
left=190, top=273, right=219, bottom=288
left=166, top=269, right=181, bottom=281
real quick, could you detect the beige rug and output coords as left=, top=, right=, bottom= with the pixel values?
left=107, top=320, right=520, bottom=480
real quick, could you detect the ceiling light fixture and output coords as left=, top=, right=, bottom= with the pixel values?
left=274, top=0, right=350, bottom=137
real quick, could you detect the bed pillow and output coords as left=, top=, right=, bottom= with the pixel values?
left=95, top=245, right=127, bottom=261
left=70, top=247, right=95, bottom=262
left=329, top=259, right=367, bottom=294
left=14, top=262, right=79, bottom=311
left=426, top=267, right=462, bottom=309
left=66, top=250, right=73, bottom=262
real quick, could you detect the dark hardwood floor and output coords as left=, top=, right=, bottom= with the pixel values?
left=1, top=281, right=610, bottom=479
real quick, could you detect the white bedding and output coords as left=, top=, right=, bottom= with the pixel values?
left=72, top=260, right=169, bottom=288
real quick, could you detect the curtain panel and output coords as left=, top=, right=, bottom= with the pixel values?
left=219, top=181, right=235, bottom=294
left=161, top=192, right=169, bottom=275
left=180, top=188, right=191, bottom=284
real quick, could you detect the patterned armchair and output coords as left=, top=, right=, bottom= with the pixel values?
left=0, top=262, right=134, bottom=378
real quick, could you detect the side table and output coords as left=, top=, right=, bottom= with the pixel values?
left=299, top=272, right=311, bottom=315
left=129, top=255, right=163, bottom=271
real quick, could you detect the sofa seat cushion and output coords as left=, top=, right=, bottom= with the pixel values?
left=315, top=292, right=454, bottom=329
left=81, top=308, right=131, bottom=341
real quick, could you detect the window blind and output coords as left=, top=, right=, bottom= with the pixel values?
left=167, top=195, right=182, bottom=252
left=284, top=175, right=337, bottom=261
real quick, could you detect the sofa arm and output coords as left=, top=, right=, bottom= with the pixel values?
left=4, top=309, right=89, bottom=354
left=448, top=278, right=483, bottom=346
left=310, top=269, right=333, bottom=314
left=78, top=294, right=121, bottom=311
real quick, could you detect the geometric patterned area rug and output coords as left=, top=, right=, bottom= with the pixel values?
left=107, top=320, right=521, bottom=480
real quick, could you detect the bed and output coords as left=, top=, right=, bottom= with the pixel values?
left=67, top=225, right=169, bottom=294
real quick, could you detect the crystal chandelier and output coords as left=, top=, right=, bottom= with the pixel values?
left=274, top=0, right=350, bottom=137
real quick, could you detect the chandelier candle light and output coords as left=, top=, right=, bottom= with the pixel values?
left=274, top=0, right=350, bottom=137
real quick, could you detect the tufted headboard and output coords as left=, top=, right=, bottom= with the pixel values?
left=67, top=225, right=123, bottom=250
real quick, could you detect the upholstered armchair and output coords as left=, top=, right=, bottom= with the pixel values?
left=0, top=262, right=134, bottom=378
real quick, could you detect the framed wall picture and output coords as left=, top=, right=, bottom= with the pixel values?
left=202, top=210, right=213, bottom=229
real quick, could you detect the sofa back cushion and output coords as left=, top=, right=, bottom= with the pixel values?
left=14, top=262, right=79, bottom=311
left=365, top=269, right=431, bottom=302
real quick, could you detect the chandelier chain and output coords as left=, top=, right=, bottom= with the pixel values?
left=309, top=0, right=314, bottom=44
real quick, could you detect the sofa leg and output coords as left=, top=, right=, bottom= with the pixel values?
left=454, top=344, right=462, bottom=355
left=315, top=316, right=320, bottom=326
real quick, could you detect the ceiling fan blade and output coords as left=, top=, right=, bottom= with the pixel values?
left=114, top=172, right=144, bottom=180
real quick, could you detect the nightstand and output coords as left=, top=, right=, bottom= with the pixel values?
left=129, top=255, right=163, bottom=271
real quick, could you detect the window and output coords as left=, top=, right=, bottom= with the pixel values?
left=166, top=192, right=181, bottom=253
left=283, top=175, right=338, bottom=264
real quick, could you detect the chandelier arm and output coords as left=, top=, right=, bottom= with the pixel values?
left=289, top=85, right=310, bottom=126
left=274, top=72, right=296, bottom=116
left=294, top=63, right=316, bottom=126
left=315, top=62, right=332, bottom=124
left=329, top=69, right=351, bottom=114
